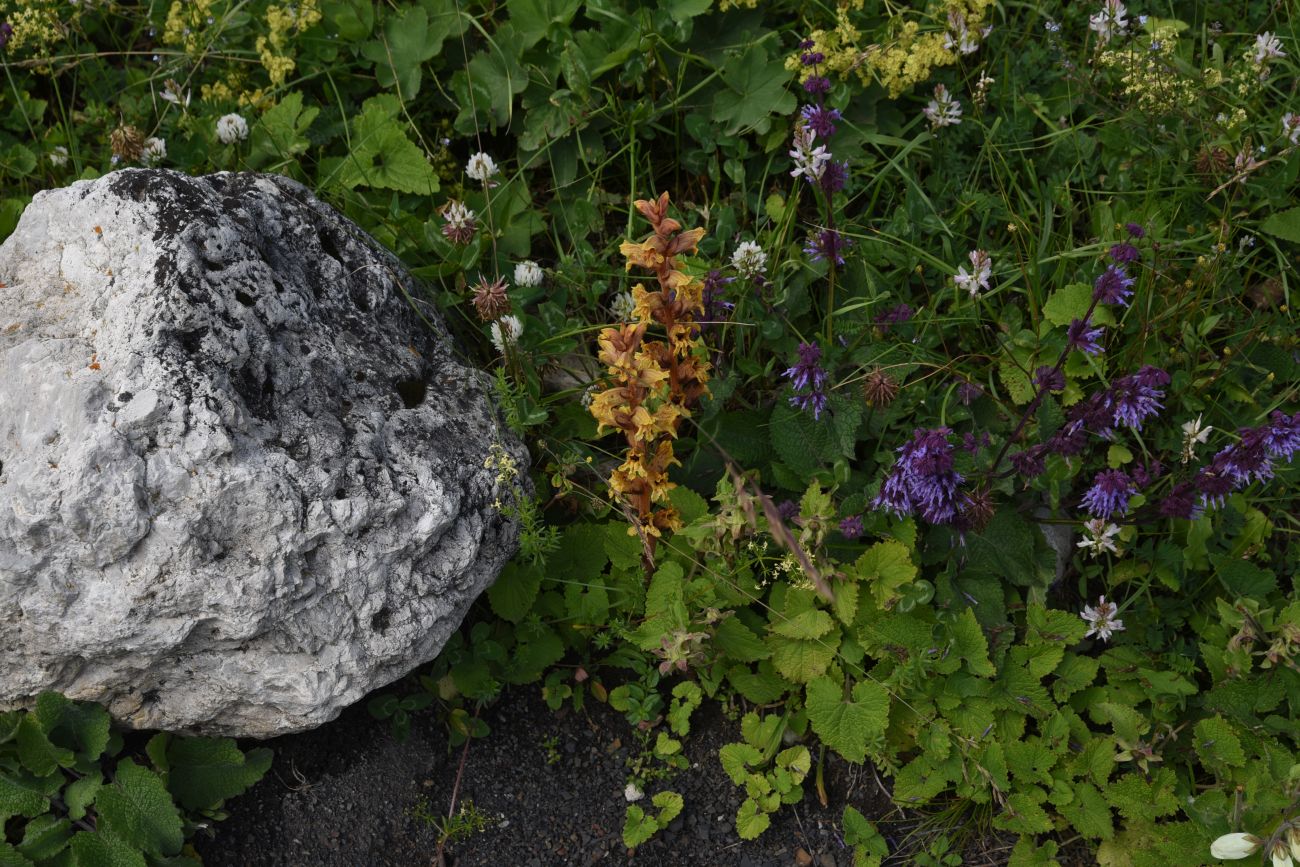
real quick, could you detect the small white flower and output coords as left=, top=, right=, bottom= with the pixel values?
left=1209, top=833, right=1262, bottom=860
left=943, top=10, right=981, bottom=55
left=623, top=782, right=644, bottom=803
left=1088, top=0, right=1128, bottom=45
left=923, top=84, right=963, bottom=129
left=953, top=249, right=991, bottom=297
left=1081, top=595, right=1125, bottom=642
left=1180, top=415, right=1212, bottom=463
left=1044, top=20, right=1061, bottom=34
left=48, top=145, right=69, bottom=168
left=1282, top=112, right=1300, bottom=146
left=465, top=152, right=499, bottom=185
left=610, top=291, right=637, bottom=322
left=1269, top=841, right=1294, bottom=867
left=513, top=260, right=543, bottom=288
left=1076, top=519, right=1121, bottom=557
left=1254, top=32, right=1286, bottom=65
left=730, top=241, right=767, bottom=278
left=160, top=80, right=190, bottom=109
left=140, top=137, right=167, bottom=166
left=789, top=125, right=830, bottom=182
left=215, top=113, right=248, bottom=144
left=489, top=314, right=523, bottom=353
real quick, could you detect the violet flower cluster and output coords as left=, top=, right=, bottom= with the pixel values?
left=784, top=341, right=829, bottom=419
left=873, top=428, right=969, bottom=525
left=791, top=41, right=849, bottom=265
left=1161, top=410, right=1300, bottom=517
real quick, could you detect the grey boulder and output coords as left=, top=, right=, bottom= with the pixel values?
left=0, top=169, right=527, bottom=737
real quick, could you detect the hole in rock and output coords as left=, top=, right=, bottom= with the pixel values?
left=371, top=608, right=391, bottom=633
left=394, top=377, right=427, bottom=409
left=176, top=328, right=208, bottom=354
left=234, top=290, right=255, bottom=307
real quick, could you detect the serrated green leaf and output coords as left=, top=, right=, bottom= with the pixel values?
left=1052, top=653, right=1099, bottom=700
left=1042, top=283, right=1112, bottom=327
left=713, top=617, right=770, bottom=662
left=711, top=44, right=796, bottom=136
left=1104, top=770, right=1180, bottom=823
left=248, top=92, right=318, bottom=170
left=16, top=716, right=73, bottom=776
left=1210, top=554, right=1277, bottom=598
left=947, top=608, right=994, bottom=677
left=651, top=790, right=683, bottom=823
left=68, top=831, right=147, bottom=867
left=0, top=842, right=35, bottom=867
left=0, top=774, right=51, bottom=824
left=719, top=742, right=763, bottom=786
left=854, top=541, right=917, bottom=609
left=770, top=609, right=835, bottom=640
left=95, top=760, right=184, bottom=857
left=735, top=797, right=771, bottom=840
left=1060, top=782, right=1113, bottom=840
left=360, top=5, right=441, bottom=98
left=65, top=770, right=103, bottom=822
left=993, top=790, right=1053, bottom=835
left=805, top=677, right=888, bottom=763
left=1259, top=205, right=1300, bottom=244
left=486, top=560, right=543, bottom=623
left=1027, top=604, right=1089, bottom=645
left=16, top=814, right=72, bottom=861
left=621, top=804, right=656, bottom=848
left=161, top=736, right=272, bottom=811
left=726, top=662, right=789, bottom=704
left=768, top=634, right=838, bottom=684
left=1193, top=715, right=1245, bottom=769
left=325, top=97, right=438, bottom=194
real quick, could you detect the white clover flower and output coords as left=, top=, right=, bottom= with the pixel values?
left=514, top=260, right=543, bottom=288
left=923, top=84, right=963, bottom=129
left=610, top=291, right=637, bottom=322
left=1254, top=31, right=1286, bottom=65
left=1088, top=0, right=1128, bottom=45
left=1076, top=519, right=1121, bottom=558
left=215, top=113, right=248, bottom=144
left=1180, top=415, right=1212, bottom=463
left=1209, top=833, right=1262, bottom=860
left=1081, top=596, right=1125, bottom=642
left=954, top=249, right=991, bottom=297
left=489, top=314, right=523, bottom=354
left=1282, top=112, right=1300, bottom=146
left=48, top=145, right=69, bottom=168
left=623, top=782, right=644, bottom=803
left=465, top=152, right=499, bottom=186
left=730, top=241, right=767, bottom=279
left=140, top=137, right=167, bottom=167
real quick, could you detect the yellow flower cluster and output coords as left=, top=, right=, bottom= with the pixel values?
left=1096, top=25, right=1197, bottom=115
left=254, top=0, right=321, bottom=86
left=163, top=0, right=217, bottom=55
left=5, top=0, right=75, bottom=58
left=787, top=0, right=994, bottom=98
left=589, top=193, right=712, bottom=550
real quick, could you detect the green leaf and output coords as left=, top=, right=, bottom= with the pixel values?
left=1193, top=715, right=1245, bottom=769
left=360, top=5, right=440, bottom=98
left=1259, top=205, right=1300, bottom=244
left=507, top=0, right=581, bottom=48
left=947, top=608, right=994, bottom=677
left=621, top=804, right=656, bottom=848
left=1026, top=603, right=1089, bottom=645
left=735, top=797, right=771, bottom=840
left=770, top=609, right=835, bottom=641
left=711, top=44, right=796, bottom=136
left=16, top=715, right=73, bottom=776
left=1041, top=283, right=1112, bottom=327
left=0, top=843, right=35, bottom=867
left=713, top=617, right=770, bottom=662
left=651, top=790, right=684, bottom=824
left=160, top=736, right=273, bottom=811
left=1052, top=653, right=1099, bottom=700
left=16, top=814, right=72, bottom=861
left=487, top=560, right=544, bottom=623
left=248, top=92, right=318, bottom=170
left=0, top=774, right=50, bottom=823
left=322, top=0, right=374, bottom=42
left=842, top=805, right=888, bottom=863
left=726, top=661, right=789, bottom=704
left=993, top=790, right=1053, bottom=835
left=95, top=760, right=184, bottom=858
left=768, top=633, right=838, bottom=684
left=1210, top=554, right=1277, bottom=598
left=805, top=677, right=889, bottom=763
left=998, top=355, right=1035, bottom=405
left=35, top=693, right=110, bottom=761
left=451, top=31, right=529, bottom=132
left=68, top=832, right=147, bottom=867
left=719, top=742, right=763, bottom=786
left=854, top=541, right=917, bottom=609
left=1060, top=782, right=1114, bottom=840
left=325, top=96, right=439, bottom=194
left=1103, top=770, right=1179, bottom=822
left=64, top=770, right=103, bottom=822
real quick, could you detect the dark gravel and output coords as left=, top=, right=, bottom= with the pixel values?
left=194, top=682, right=894, bottom=867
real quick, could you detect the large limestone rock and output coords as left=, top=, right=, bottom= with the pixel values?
left=0, top=170, right=527, bottom=737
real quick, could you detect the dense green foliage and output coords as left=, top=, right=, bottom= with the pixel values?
left=0, top=694, right=270, bottom=865
left=4, top=0, right=1300, bottom=863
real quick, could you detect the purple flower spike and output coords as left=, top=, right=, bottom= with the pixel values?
left=803, top=76, right=832, bottom=95
left=839, top=515, right=864, bottom=539
left=783, top=342, right=830, bottom=420
left=1125, top=222, right=1146, bottom=238
left=804, top=228, right=850, bottom=265
left=800, top=104, right=842, bottom=138
left=819, top=161, right=849, bottom=194
left=1081, top=469, right=1136, bottom=519
left=1093, top=265, right=1135, bottom=306
left=1034, top=365, right=1066, bottom=393
left=1067, top=317, right=1105, bottom=355
left=1109, top=243, right=1140, bottom=264
left=875, top=303, right=914, bottom=331
left=1159, top=481, right=1199, bottom=519
left=1010, top=446, right=1047, bottom=479
left=800, top=51, right=826, bottom=66
left=1108, top=366, right=1169, bottom=431
left=1263, top=410, right=1300, bottom=458
left=872, top=428, right=967, bottom=525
